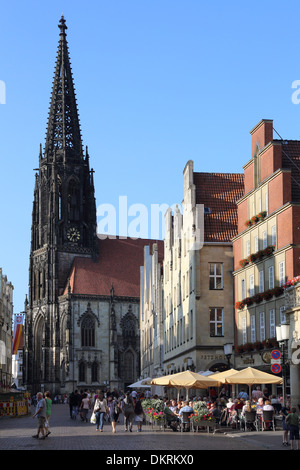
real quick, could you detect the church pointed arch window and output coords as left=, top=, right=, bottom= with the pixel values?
left=91, top=362, right=98, bottom=382
left=67, top=178, right=80, bottom=222
left=81, top=314, right=95, bottom=347
left=79, top=361, right=86, bottom=382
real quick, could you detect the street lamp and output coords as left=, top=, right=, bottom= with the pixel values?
left=276, top=323, right=290, bottom=406
left=224, top=343, right=233, bottom=369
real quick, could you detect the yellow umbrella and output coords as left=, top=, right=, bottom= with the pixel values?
left=224, top=367, right=283, bottom=400
left=151, top=370, right=220, bottom=400
left=210, top=369, right=238, bottom=384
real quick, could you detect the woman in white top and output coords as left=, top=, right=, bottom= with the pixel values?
left=263, top=400, right=274, bottom=411
left=93, top=392, right=107, bottom=432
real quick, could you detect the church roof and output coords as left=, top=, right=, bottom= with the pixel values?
left=64, top=237, right=164, bottom=298
left=194, top=172, right=244, bottom=243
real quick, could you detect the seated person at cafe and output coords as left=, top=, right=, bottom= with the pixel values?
left=164, top=401, right=180, bottom=431
left=179, top=400, right=194, bottom=431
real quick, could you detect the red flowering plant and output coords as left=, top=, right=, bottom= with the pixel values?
left=142, top=398, right=165, bottom=422
left=252, top=293, right=263, bottom=303
left=283, top=275, right=300, bottom=289
left=272, top=286, right=284, bottom=297
left=239, top=258, right=249, bottom=268
left=189, top=401, right=215, bottom=424
left=243, top=297, right=254, bottom=307
left=235, top=301, right=245, bottom=310
left=257, top=211, right=267, bottom=221
left=263, top=289, right=273, bottom=301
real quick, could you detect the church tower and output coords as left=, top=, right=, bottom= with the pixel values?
left=24, top=16, right=98, bottom=394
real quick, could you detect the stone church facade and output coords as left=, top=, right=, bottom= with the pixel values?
left=23, top=16, right=162, bottom=396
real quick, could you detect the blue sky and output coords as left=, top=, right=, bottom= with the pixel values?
left=1, top=0, right=300, bottom=313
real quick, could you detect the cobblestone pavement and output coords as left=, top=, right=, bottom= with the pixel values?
left=0, top=404, right=290, bottom=456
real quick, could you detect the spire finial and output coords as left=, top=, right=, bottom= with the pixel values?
left=58, top=14, right=67, bottom=37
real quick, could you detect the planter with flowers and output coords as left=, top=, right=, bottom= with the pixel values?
left=189, top=401, right=216, bottom=432
left=244, top=211, right=267, bottom=228
left=283, top=275, right=300, bottom=289
left=142, top=398, right=165, bottom=427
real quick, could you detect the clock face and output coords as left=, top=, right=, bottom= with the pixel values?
left=67, top=227, right=80, bottom=243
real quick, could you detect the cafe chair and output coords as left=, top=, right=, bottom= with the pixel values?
left=262, top=410, right=275, bottom=431
left=244, top=411, right=258, bottom=431
left=180, top=412, right=191, bottom=432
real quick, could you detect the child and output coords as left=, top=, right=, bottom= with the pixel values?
left=286, top=407, right=299, bottom=450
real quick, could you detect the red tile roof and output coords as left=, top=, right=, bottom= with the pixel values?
left=194, top=172, right=244, bottom=243
left=64, top=237, right=164, bottom=298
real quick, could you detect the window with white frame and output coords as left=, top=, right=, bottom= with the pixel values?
left=242, top=317, right=247, bottom=345
left=263, top=231, right=267, bottom=249
left=209, top=263, right=223, bottom=290
left=190, top=310, right=193, bottom=340
left=209, top=307, right=223, bottom=337
left=280, top=306, right=286, bottom=324
left=268, top=265, right=274, bottom=289
left=241, top=279, right=246, bottom=299
left=250, top=315, right=256, bottom=343
left=260, top=312, right=265, bottom=341
left=255, top=236, right=259, bottom=253
left=246, top=240, right=250, bottom=257
left=271, top=225, right=276, bottom=247
left=249, top=274, right=255, bottom=296
left=189, top=266, right=193, bottom=293
left=265, top=192, right=268, bottom=214
left=279, top=261, right=285, bottom=287
left=259, top=270, right=264, bottom=293
left=269, top=309, right=276, bottom=338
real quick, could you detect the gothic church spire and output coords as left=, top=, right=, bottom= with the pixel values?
left=44, top=15, right=83, bottom=160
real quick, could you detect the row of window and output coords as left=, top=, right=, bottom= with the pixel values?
left=164, top=307, right=224, bottom=353
left=244, top=225, right=276, bottom=257
left=242, top=306, right=286, bottom=344
left=165, top=263, right=224, bottom=315
left=241, top=261, right=285, bottom=299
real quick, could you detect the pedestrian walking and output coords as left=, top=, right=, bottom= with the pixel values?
left=280, top=403, right=290, bottom=447
left=107, top=395, right=122, bottom=433
left=79, top=393, right=90, bottom=422
left=134, top=399, right=144, bottom=432
left=123, top=392, right=135, bottom=432
left=285, top=407, right=300, bottom=450
left=44, top=391, right=52, bottom=437
left=32, top=392, right=47, bottom=439
left=93, top=392, right=107, bottom=432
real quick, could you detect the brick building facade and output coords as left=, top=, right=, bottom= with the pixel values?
left=233, top=119, right=300, bottom=395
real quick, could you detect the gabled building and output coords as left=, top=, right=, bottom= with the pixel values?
left=162, top=160, right=244, bottom=375
left=233, top=119, right=300, bottom=392
left=140, top=242, right=164, bottom=379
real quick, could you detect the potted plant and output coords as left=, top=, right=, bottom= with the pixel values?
left=253, top=341, right=263, bottom=351
left=272, top=286, right=284, bottom=297
left=235, top=301, right=245, bottom=310
left=253, top=293, right=263, bottom=303
left=263, top=289, right=273, bottom=301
